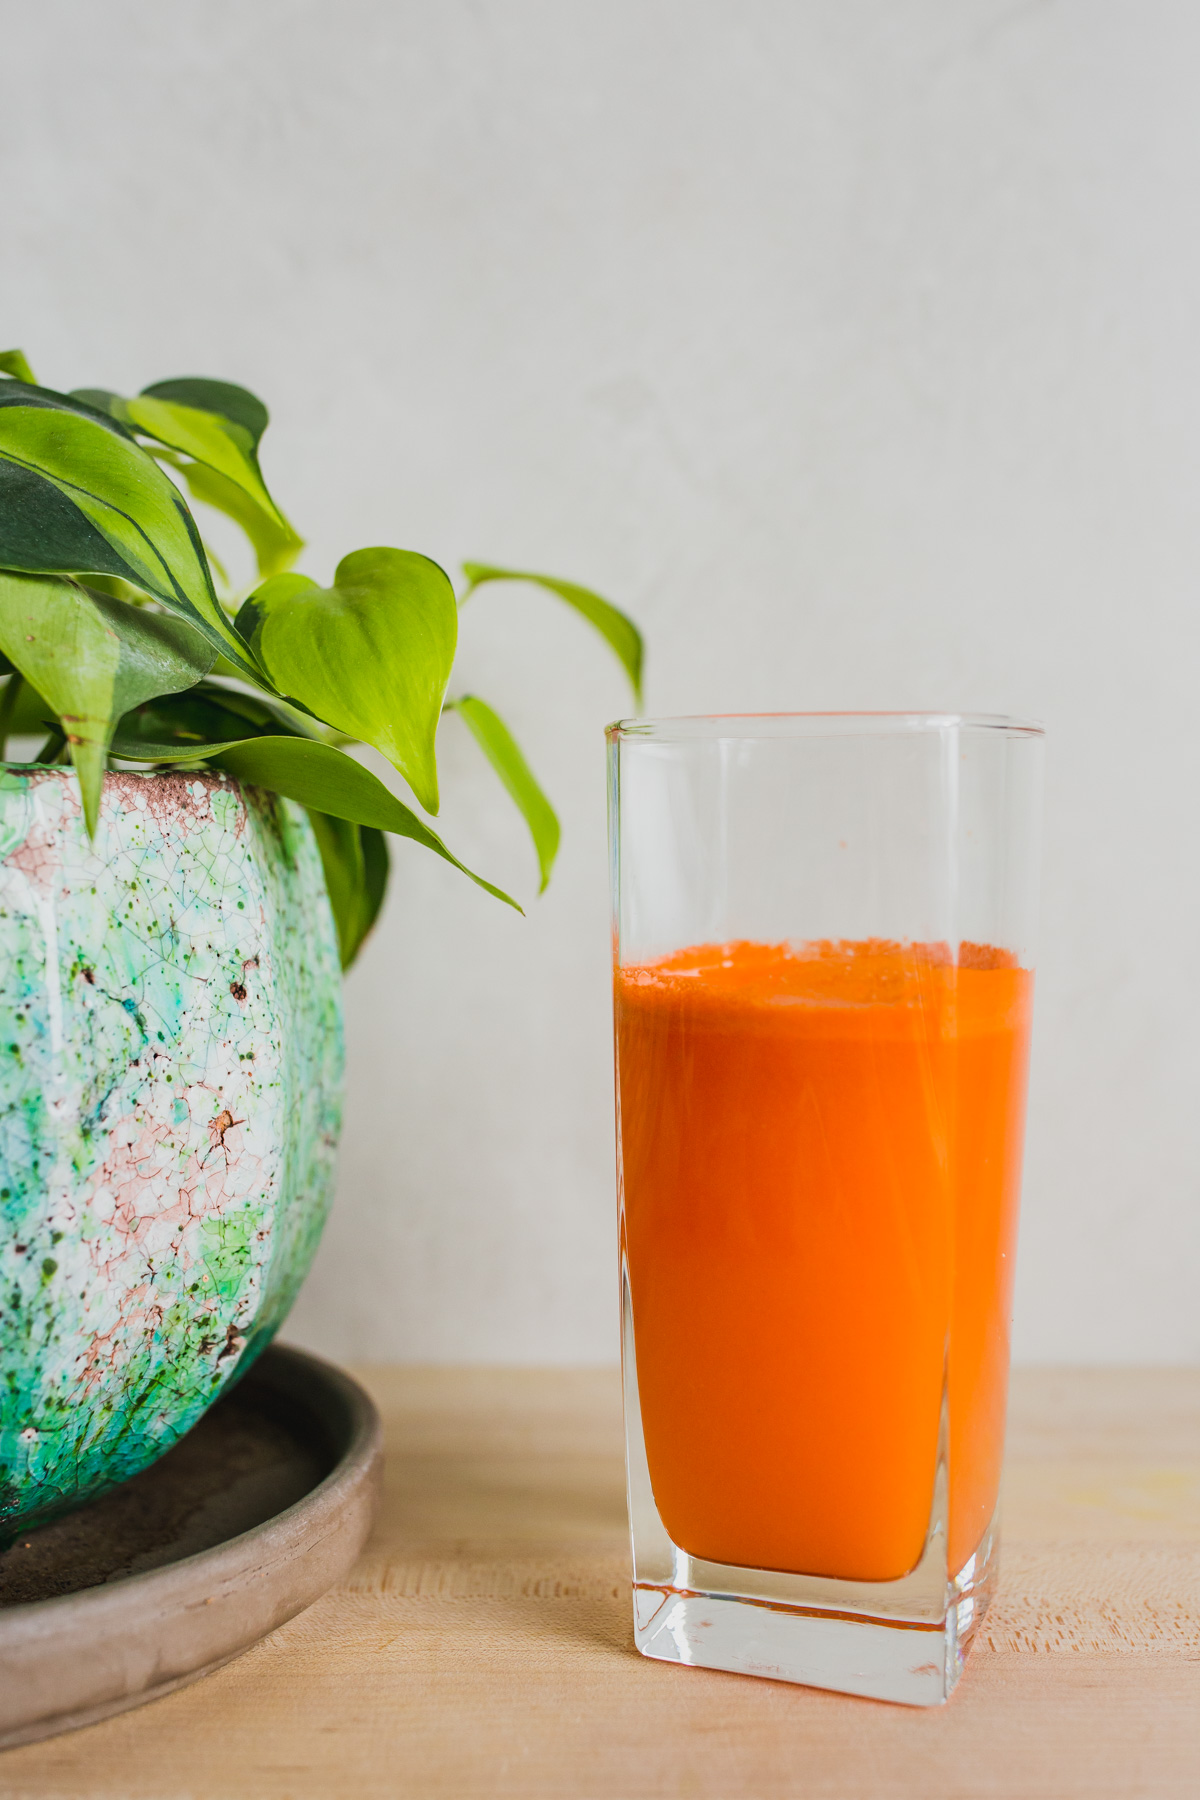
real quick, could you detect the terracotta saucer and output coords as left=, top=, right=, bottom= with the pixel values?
left=0, top=1343, right=382, bottom=1749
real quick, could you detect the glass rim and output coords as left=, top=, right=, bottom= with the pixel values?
left=606, top=709, right=1044, bottom=743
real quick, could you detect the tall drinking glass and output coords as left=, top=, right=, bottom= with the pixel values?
left=608, top=713, right=1043, bottom=1706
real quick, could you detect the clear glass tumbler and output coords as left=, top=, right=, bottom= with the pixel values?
left=608, top=713, right=1043, bottom=1706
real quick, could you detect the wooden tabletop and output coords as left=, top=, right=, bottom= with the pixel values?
left=2, top=1365, right=1199, bottom=1798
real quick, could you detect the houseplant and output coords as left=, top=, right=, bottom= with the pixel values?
left=0, top=348, right=642, bottom=1539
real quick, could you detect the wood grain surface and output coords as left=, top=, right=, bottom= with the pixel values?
left=1, top=1365, right=1198, bottom=1798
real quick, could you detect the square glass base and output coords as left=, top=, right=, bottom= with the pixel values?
left=631, top=1545, right=993, bottom=1707
left=622, top=1282, right=996, bottom=1707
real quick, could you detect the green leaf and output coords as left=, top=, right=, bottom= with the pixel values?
left=0, top=382, right=253, bottom=671
left=0, top=351, right=36, bottom=385
left=0, top=673, right=56, bottom=742
left=360, top=822, right=390, bottom=934
left=0, top=676, right=49, bottom=759
left=77, top=572, right=160, bottom=607
left=450, top=696, right=560, bottom=893
left=0, top=572, right=216, bottom=831
left=307, top=809, right=365, bottom=967
left=3, top=682, right=68, bottom=742
left=111, top=680, right=300, bottom=756
left=104, top=728, right=519, bottom=912
left=237, top=548, right=457, bottom=815
left=76, top=378, right=303, bottom=581
left=305, top=812, right=390, bottom=968
left=165, top=457, right=303, bottom=580
left=460, top=562, right=643, bottom=704
left=141, top=378, right=270, bottom=445
left=234, top=571, right=316, bottom=633
left=0, top=670, right=21, bottom=758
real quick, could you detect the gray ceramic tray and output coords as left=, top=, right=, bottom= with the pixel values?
left=0, top=1343, right=382, bottom=1750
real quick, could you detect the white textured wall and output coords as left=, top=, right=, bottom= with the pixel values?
left=6, top=1, right=1199, bottom=1362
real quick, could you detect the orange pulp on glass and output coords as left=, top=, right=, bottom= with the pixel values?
left=615, top=939, right=1033, bottom=1583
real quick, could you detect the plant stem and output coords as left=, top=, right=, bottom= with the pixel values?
left=34, top=728, right=66, bottom=765
left=0, top=673, right=23, bottom=761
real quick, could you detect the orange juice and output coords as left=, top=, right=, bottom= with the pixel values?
left=615, top=939, right=1032, bottom=1583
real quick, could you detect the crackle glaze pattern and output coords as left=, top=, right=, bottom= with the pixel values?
left=0, top=768, right=344, bottom=1537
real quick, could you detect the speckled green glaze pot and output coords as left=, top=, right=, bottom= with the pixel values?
left=0, top=767, right=344, bottom=1540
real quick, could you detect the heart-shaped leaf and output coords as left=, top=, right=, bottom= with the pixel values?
left=0, top=381, right=253, bottom=671
left=450, top=695, right=560, bottom=893
left=0, top=571, right=216, bottom=831
left=75, top=378, right=303, bottom=580
left=460, top=562, right=643, bottom=704
left=105, top=727, right=518, bottom=911
left=236, top=548, right=457, bottom=815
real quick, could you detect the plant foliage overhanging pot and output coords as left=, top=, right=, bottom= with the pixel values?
left=0, top=348, right=642, bottom=1539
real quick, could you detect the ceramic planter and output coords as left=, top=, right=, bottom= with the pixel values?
left=0, top=767, right=344, bottom=1540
